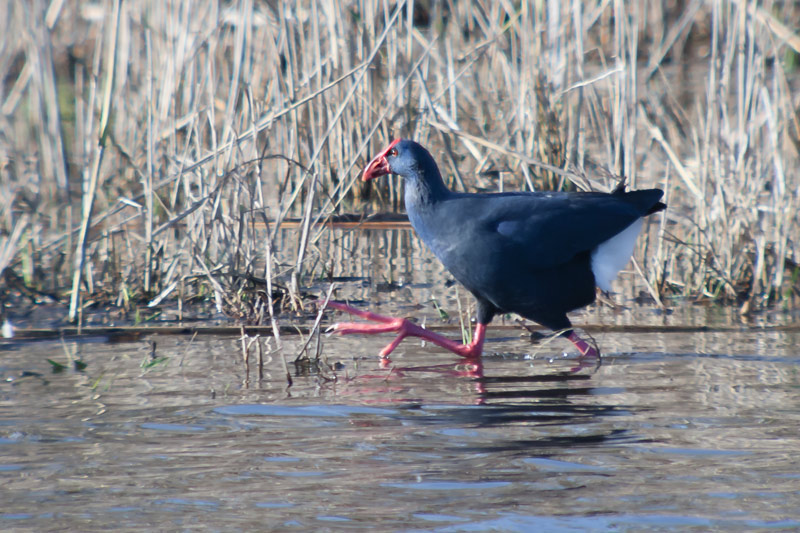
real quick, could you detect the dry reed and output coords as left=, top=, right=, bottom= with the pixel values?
left=1, top=0, right=798, bottom=326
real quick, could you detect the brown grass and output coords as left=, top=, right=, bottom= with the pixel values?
left=1, top=0, right=799, bottom=326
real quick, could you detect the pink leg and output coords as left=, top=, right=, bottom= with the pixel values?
left=567, top=331, right=601, bottom=372
left=567, top=331, right=599, bottom=357
left=325, top=301, right=486, bottom=359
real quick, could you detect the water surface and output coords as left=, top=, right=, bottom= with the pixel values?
left=2, top=324, right=799, bottom=531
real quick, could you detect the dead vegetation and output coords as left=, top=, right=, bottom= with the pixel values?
left=1, top=0, right=799, bottom=327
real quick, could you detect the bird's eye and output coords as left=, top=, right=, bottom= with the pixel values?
left=389, top=148, right=398, bottom=157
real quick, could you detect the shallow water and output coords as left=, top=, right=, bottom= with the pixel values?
left=2, top=323, right=799, bottom=531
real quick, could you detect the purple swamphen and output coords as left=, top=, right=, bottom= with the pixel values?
left=326, top=139, right=666, bottom=362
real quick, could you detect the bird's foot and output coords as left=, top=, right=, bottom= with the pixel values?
left=566, top=331, right=601, bottom=372
left=324, top=300, right=485, bottom=359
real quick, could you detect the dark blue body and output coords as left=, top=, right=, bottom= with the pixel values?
left=391, top=140, right=665, bottom=332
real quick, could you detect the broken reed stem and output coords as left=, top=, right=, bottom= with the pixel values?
left=240, top=325, right=249, bottom=385
left=260, top=211, right=290, bottom=384
left=295, top=283, right=335, bottom=360
left=239, top=329, right=264, bottom=386
left=257, top=337, right=264, bottom=381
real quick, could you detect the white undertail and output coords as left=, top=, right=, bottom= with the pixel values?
left=590, top=218, right=643, bottom=292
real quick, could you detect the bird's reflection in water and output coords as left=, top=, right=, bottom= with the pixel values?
left=366, top=354, right=604, bottom=401
left=366, top=356, right=640, bottom=453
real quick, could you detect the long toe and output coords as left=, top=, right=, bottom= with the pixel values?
left=331, top=318, right=406, bottom=336
left=325, top=301, right=399, bottom=324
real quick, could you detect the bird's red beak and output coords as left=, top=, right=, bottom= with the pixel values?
left=362, top=139, right=401, bottom=181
